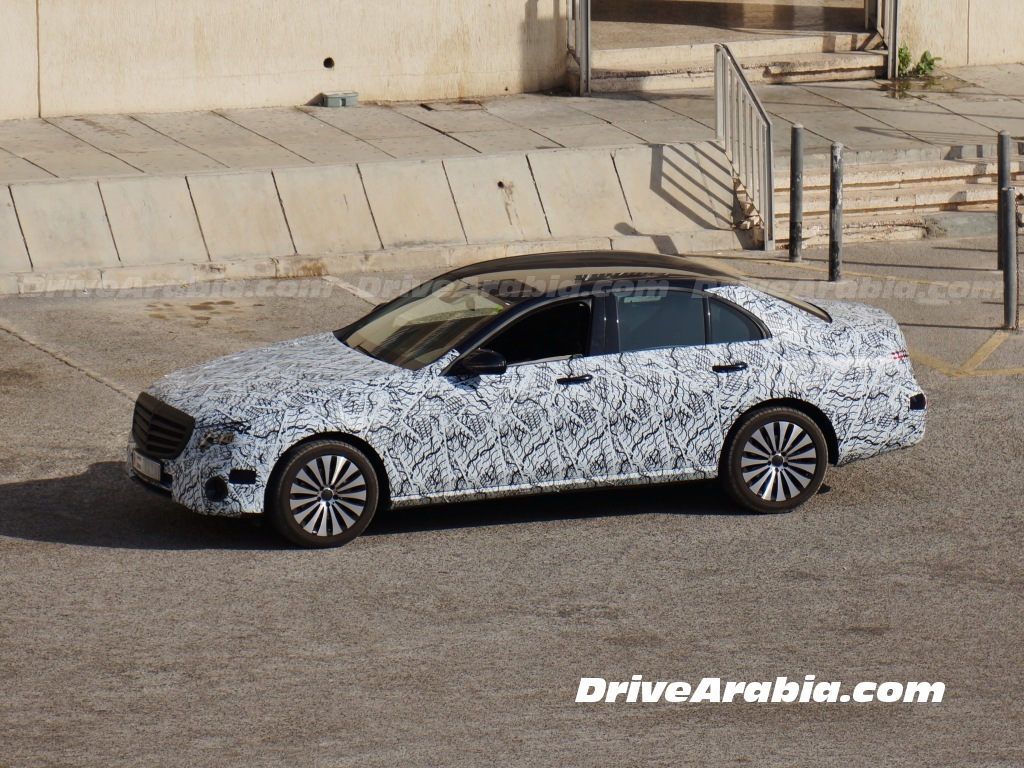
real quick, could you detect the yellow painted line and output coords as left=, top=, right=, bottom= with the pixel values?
left=962, top=330, right=1010, bottom=372
left=907, top=346, right=965, bottom=377
left=963, top=366, right=1024, bottom=378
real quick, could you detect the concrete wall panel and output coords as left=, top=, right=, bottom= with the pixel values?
left=900, top=0, right=970, bottom=68
left=35, top=0, right=567, bottom=118
left=0, top=1, right=39, bottom=119
left=360, top=161, right=465, bottom=249
left=967, top=0, right=1024, bottom=66
left=187, top=172, right=294, bottom=261
left=443, top=155, right=550, bottom=244
left=101, top=176, right=208, bottom=266
left=273, top=166, right=381, bottom=256
left=11, top=181, right=120, bottom=271
left=0, top=188, right=32, bottom=274
left=613, top=143, right=734, bottom=236
left=527, top=149, right=633, bottom=239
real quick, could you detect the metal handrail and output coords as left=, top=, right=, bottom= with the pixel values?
left=567, top=0, right=591, bottom=95
left=715, top=43, right=775, bottom=250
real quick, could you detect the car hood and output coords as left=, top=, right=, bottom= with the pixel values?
left=147, top=332, right=407, bottom=424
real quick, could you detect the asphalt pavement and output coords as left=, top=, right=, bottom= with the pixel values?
left=0, top=237, right=1021, bottom=767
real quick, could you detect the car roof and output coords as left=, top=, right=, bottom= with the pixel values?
left=442, top=250, right=739, bottom=284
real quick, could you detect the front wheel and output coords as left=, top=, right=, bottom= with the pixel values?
left=721, top=407, right=828, bottom=514
left=267, top=439, right=380, bottom=548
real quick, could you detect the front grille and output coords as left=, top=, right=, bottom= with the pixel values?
left=132, top=392, right=195, bottom=460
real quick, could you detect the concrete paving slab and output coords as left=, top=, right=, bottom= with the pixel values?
left=613, top=143, right=733, bottom=234
left=10, top=180, right=120, bottom=270
left=562, top=93, right=684, bottom=123
left=751, top=83, right=841, bottom=112
left=364, top=134, right=477, bottom=160
left=615, top=117, right=715, bottom=144
left=639, top=89, right=719, bottom=128
left=858, top=107, right=996, bottom=146
left=134, top=112, right=309, bottom=170
left=781, top=107, right=929, bottom=151
left=799, top=81, right=932, bottom=112
left=480, top=96, right=604, bottom=129
left=273, top=165, right=382, bottom=256
left=217, top=108, right=391, bottom=165
left=394, top=104, right=517, bottom=133
left=186, top=172, right=294, bottom=261
left=533, top=123, right=645, bottom=148
left=443, top=155, right=550, bottom=244
left=0, top=119, right=141, bottom=179
left=0, top=187, right=30, bottom=274
left=359, top=160, right=465, bottom=248
left=448, top=129, right=560, bottom=154
left=0, top=149, right=55, bottom=184
left=47, top=114, right=225, bottom=175
left=955, top=64, right=1024, bottom=97
left=100, top=176, right=209, bottom=266
left=527, top=148, right=633, bottom=238
left=302, top=105, right=438, bottom=140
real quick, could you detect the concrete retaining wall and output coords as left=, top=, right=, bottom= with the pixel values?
left=0, top=142, right=745, bottom=294
left=3, top=0, right=568, bottom=120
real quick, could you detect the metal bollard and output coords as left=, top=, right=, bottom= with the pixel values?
left=1001, top=186, right=1019, bottom=331
left=829, top=142, right=844, bottom=283
left=789, top=124, right=804, bottom=263
left=998, top=131, right=1012, bottom=271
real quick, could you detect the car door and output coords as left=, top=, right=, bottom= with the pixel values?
left=422, top=298, right=600, bottom=496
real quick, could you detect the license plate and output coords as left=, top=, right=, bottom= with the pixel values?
left=132, top=450, right=162, bottom=482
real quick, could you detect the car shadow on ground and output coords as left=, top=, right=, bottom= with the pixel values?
left=0, top=462, right=753, bottom=550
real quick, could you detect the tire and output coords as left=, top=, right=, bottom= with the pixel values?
left=267, top=439, right=380, bottom=548
left=721, top=406, right=828, bottom=514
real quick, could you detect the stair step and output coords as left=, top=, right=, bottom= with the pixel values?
left=776, top=159, right=1024, bottom=191
left=586, top=50, right=886, bottom=93
left=776, top=181, right=1004, bottom=217
left=592, top=33, right=875, bottom=72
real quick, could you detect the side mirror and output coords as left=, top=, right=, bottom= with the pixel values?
left=456, top=348, right=507, bottom=376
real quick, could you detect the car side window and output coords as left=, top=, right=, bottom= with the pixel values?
left=614, top=289, right=705, bottom=353
left=485, top=300, right=591, bottom=365
left=708, top=298, right=765, bottom=344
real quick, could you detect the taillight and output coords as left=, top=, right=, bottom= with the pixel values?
left=891, top=350, right=910, bottom=363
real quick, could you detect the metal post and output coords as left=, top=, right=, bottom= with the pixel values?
left=579, top=0, right=591, bottom=96
left=829, top=142, right=844, bottom=282
left=998, top=131, right=1011, bottom=270
left=1001, top=186, right=1019, bottom=330
left=789, top=124, right=804, bottom=262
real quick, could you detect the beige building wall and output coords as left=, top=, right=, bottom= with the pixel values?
left=33, top=0, right=567, bottom=118
left=1, top=1, right=40, bottom=119
left=901, top=0, right=1024, bottom=68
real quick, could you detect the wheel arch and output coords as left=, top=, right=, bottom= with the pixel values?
left=721, top=398, right=839, bottom=468
left=265, top=431, right=392, bottom=513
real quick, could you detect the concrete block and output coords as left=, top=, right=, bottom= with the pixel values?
left=100, top=176, right=209, bottom=266
left=923, top=212, right=996, bottom=240
left=187, top=172, right=294, bottom=261
left=274, top=255, right=328, bottom=279
left=357, top=246, right=452, bottom=273
left=273, top=165, right=381, bottom=256
left=526, top=149, right=633, bottom=239
left=18, top=269, right=104, bottom=295
left=447, top=243, right=513, bottom=268
left=0, top=273, right=20, bottom=295
left=0, top=187, right=31, bottom=274
left=443, top=155, right=550, bottom=244
left=614, top=143, right=735, bottom=235
left=10, top=181, right=120, bottom=271
left=504, top=237, right=611, bottom=257
left=359, top=160, right=465, bottom=249
left=99, top=263, right=195, bottom=291
left=193, top=257, right=278, bottom=282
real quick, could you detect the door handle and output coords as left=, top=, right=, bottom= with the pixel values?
left=556, top=374, right=593, bottom=386
left=712, top=362, right=748, bottom=374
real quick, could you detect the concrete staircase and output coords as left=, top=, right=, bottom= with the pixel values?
left=775, top=151, right=1024, bottom=246
left=582, top=32, right=886, bottom=93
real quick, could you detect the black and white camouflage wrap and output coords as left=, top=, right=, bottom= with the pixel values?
left=128, top=290, right=925, bottom=518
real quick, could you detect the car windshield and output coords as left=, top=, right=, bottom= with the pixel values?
left=340, top=279, right=517, bottom=370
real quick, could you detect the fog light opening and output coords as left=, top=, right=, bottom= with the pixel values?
left=204, top=477, right=229, bottom=502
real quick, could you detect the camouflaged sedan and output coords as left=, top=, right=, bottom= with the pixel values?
left=128, top=252, right=926, bottom=547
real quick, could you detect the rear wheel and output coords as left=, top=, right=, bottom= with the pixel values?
left=268, top=439, right=380, bottom=548
left=721, top=407, right=828, bottom=514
